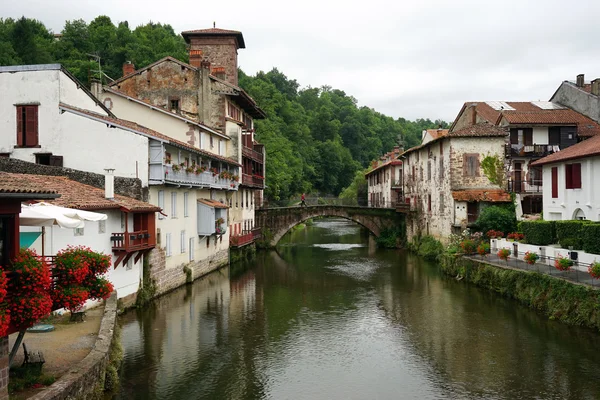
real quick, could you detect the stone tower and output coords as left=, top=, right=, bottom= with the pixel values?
left=182, top=27, right=245, bottom=87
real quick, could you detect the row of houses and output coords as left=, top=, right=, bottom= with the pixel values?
left=0, top=26, right=266, bottom=304
left=367, top=74, right=600, bottom=243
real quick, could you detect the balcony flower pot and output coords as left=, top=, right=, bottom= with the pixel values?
left=523, top=251, right=539, bottom=265
left=588, top=261, right=600, bottom=279
left=497, top=248, right=510, bottom=261
left=172, top=164, right=181, bottom=172
left=554, top=256, right=573, bottom=271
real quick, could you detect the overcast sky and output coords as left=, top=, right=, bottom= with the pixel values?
left=5, top=0, right=600, bottom=122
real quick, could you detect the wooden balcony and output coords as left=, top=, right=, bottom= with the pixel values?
left=111, top=230, right=153, bottom=252
left=505, top=144, right=561, bottom=158
left=242, top=145, right=264, bottom=163
left=230, top=232, right=253, bottom=247
left=163, top=165, right=240, bottom=190
left=242, top=173, right=265, bottom=189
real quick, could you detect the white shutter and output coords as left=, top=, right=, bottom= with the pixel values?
left=166, top=233, right=172, bottom=256
left=181, top=230, right=186, bottom=253
left=158, top=191, right=165, bottom=219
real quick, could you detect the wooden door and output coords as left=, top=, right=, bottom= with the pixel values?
left=514, top=162, right=523, bottom=193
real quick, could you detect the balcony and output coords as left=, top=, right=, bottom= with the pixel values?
left=242, top=173, right=265, bottom=189
left=508, top=180, right=542, bottom=194
left=505, top=144, right=560, bottom=158
left=164, top=165, right=239, bottom=190
left=111, top=230, right=153, bottom=252
left=230, top=228, right=262, bottom=247
left=242, top=145, right=264, bottom=163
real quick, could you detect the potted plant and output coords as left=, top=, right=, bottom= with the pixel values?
left=497, top=248, right=510, bottom=261
left=172, top=164, right=181, bottom=172
left=554, top=256, right=573, bottom=271
left=164, top=155, right=172, bottom=164
left=523, top=251, right=539, bottom=265
left=507, top=232, right=524, bottom=241
left=477, top=242, right=490, bottom=256
left=460, top=239, right=476, bottom=254
left=588, top=261, right=600, bottom=279
left=185, top=166, right=194, bottom=174
left=231, top=174, right=239, bottom=182
left=211, top=168, right=218, bottom=177
left=495, top=231, right=504, bottom=239
left=486, top=230, right=497, bottom=239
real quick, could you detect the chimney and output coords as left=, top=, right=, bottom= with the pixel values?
left=123, top=61, right=135, bottom=77
left=576, top=74, right=585, bottom=87
left=211, top=66, right=226, bottom=80
left=591, top=79, right=600, bottom=96
left=90, top=79, right=102, bottom=99
left=104, top=169, right=115, bottom=199
left=189, top=49, right=203, bottom=68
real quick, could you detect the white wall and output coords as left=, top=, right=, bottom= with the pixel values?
left=0, top=69, right=149, bottom=186
left=22, top=209, right=142, bottom=299
left=542, top=156, right=600, bottom=221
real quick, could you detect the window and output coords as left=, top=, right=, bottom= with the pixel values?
left=439, top=158, right=444, bottom=179
left=165, top=233, right=172, bottom=256
left=189, top=237, right=194, bottom=262
left=210, top=135, right=214, bottom=149
left=158, top=190, right=165, bottom=219
left=219, top=140, right=224, bottom=155
left=16, top=105, right=39, bottom=147
left=428, top=194, right=431, bottom=212
left=565, top=163, right=581, bottom=189
left=180, top=230, right=186, bottom=253
left=427, top=161, right=431, bottom=180
left=35, top=153, right=62, bottom=166
left=439, top=193, right=444, bottom=214
left=169, top=97, right=180, bottom=113
left=171, top=192, right=177, bottom=218
left=74, top=228, right=84, bottom=236
left=184, top=192, right=189, bottom=217
left=551, top=167, right=558, bottom=198
left=98, top=220, right=106, bottom=234
left=463, top=154, right=479, bottom=177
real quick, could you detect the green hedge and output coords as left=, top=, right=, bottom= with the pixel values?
left=518, top=220, right=555, bottom=245
left=555, top=220, right=593, bottom=249
left=582, top=224, right=600, bottom=254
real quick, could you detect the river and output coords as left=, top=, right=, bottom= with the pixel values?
left=116, top=218, right=600, bottom=400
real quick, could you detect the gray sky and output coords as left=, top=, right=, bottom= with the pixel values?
left=5, top=0, right=600, bottom=122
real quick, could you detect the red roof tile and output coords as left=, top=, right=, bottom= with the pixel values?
left=500, top=109, right=600, bottom=137
left=59, top=103, right=241, bottom=167
left=181, top=28, right=245, bottom=48
left=0, top=173, right=160, bottom=212
left=448, top=123, right=507, bottom=137
left=531, top=134, right=600, bottom=166
left=451, top=190, right=512, bottom=203
left=426, top=129, right=449, bottom=140
left=0, top=176, right=58, bottom=195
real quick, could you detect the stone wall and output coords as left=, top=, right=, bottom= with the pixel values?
left=0, top=158, right=145, bottom=201
left=28, top=293, right=118, bottom=400
left=0, top=337, right=8, bottom=400
left=189, top=36, right=239, bottom=86
left=147, top=246, right=229, bottom=297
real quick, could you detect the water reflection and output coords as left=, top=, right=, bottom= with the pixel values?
left=117, top=218, right=600, bottom=400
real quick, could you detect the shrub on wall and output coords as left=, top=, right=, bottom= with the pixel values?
left=582, top=224, right=600, bottom=254
left=555, top=220, right=591, bottom=249
left=475, top=206, right=517, bottom=235
left=418, top=236, right=444, bottom=261
left=518, top=220, right=555, bottom=246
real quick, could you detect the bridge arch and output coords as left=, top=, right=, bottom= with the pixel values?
left=255, top=206, right=405, bottom=247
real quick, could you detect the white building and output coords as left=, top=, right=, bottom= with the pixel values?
left=0, top=64, right=149, bottom=186
left=366, top=147, right=403, bottom=208
left=531, top=133, right=600, bottom=221
left=402, top=123, right=510, bottom=243
left=2, top=172, right=160, bottom=305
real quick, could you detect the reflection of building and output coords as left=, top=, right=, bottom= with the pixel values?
left=402, top=124, right=509, bottom=242
left=531, top=133, right=600, bottom=221
left=366, top=147, right=403, bottom=208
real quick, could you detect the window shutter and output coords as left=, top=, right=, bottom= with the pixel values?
left=565, top=164, right=573, bottom=189
left=551, top=167, right=558, bottom=198
left=510, top=129, right=518, bottom=144
left=573, top=163, right=582, bottom=189
left=524, top=129, right=533, bottom=146
left=16, top=106, right=23, bottom=146
left=25, top=106, right=39, bottom=146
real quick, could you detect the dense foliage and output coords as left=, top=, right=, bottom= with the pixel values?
left=474, top=206, right=517, bottom=236
left=518, top=220, right=555, bottom=246
left=0, top=16, right=448, bottom=204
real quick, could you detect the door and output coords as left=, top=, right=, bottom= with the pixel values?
left=467, top=202, right=478, bottom=224
left=514, top=162, right=523, bottom=193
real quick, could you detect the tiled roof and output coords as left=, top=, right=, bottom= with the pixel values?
left=448, top=123, right=507, bottom=137
left=198, top=199, right=229, bottom=209
left=531, top=134, right=600, bottom=166
left=59, top=103, right=241, bottom=167
left=181, top=28, right=245, bottom=48
left=500, top=109, right=600, bottom=137
left=0, top=175, right=58, bottom=195
left=451, top=190, right=512, bottom=203
left=0, top=173, right=160, bottom=212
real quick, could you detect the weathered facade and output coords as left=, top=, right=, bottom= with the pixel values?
left=551, top=73, right=600, bottom=123
left=402, top=124, right=510, bottom=243
left=366, top=147, right=403, bottom=208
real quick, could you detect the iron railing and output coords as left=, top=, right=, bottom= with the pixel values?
left=508, top=180, right=542, bottom=194
left=165, top=165, right=239, bottom=190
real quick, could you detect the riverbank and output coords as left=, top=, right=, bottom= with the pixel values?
left=440, top=254, right=600, bottom=332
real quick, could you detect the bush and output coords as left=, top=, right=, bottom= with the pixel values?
left=518, top=220, right=555, bottom=246
left=418, top=236, right=444, bottom=261
left=555, top=220, right=590, bottom=249
left=582, top=224, right=600, bottom=254
left=475, top=206, right=517, bottom=235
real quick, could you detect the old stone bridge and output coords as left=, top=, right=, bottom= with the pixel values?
left=255, top=205, right=407, bottom=246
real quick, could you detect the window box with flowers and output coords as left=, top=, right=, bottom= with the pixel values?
left=215, top=217, right=225, bottom=234
left=507, top=232, right=524, bottom=242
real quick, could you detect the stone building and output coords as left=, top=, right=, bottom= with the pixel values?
left=550, top=73, right=600, bottom=123
left=402, top=123, right=510, bottom=243
left=366, top=147, right=403, bottom=208
left=450, top=101, right=600, bottom=217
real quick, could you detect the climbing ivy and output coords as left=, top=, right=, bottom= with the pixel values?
left=481, top=154, right=505, bottom=186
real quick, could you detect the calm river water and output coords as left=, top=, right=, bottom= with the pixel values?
left=116, top=219, right=600, bottom=400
